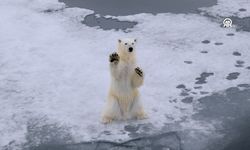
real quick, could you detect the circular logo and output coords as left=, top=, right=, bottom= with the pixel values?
left=223, top=18, right=232, bottom=28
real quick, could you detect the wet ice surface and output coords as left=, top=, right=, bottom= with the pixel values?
left=1, top=0, right=250, bottom=150
left=191, top=86, right=250, bottom=150
left=226, top=72, right=240, bottom=80
left=195, top=72, right=214, bottom=84
left=60, top=0, right=217, bottom=16
left=5, top=86, right=249, bottom=150
left=60, top=0, right=217, bottom=31
left=230, top=17, right=250, bottom=32
left=81, top=14, right=137, bottom=32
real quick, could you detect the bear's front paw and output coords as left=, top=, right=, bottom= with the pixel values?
left=135, top=67, right=143, bottom=77
left=109, top=52, right=119, bottom=64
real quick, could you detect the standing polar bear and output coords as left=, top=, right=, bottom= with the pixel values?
left=102, top=38, right=147, bottom=124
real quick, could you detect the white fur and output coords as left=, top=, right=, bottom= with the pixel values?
left=102, top=38, right=147, bottom=123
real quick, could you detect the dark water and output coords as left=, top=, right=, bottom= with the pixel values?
left=59, top=0, right=217, bottom=31
left=60, top=0, right=217, bottom=16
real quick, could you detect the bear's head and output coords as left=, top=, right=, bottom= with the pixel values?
left=117, top=38, right=137, bottom=61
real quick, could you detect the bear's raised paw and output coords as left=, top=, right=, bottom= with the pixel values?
left=109, top=52, right=119, bottom=64
left=135, top=67, right=143, bottom=77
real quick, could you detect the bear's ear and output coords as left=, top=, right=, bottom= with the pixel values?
left=134, top=38, right=137, bottom=42
left=118, top=39, right=122, bottom=43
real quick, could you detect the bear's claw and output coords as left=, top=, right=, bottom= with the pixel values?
left=109, top=52, right=119, bottom=63
left=135, top=67, right=143, bottom=77
left=102, top=116, right=113, bottom=124
left=136, top=113, right=148, bottom=120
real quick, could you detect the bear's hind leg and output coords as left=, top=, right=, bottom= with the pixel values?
left=130, top=96, right=147, bottom=120
left=102, top=96, right=122, bottom=124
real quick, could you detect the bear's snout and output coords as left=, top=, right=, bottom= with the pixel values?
left=128, top=47, right=133, bottom=52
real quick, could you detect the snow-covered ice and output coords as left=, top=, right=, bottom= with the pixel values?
left=0, top=0, right=250, bottom=149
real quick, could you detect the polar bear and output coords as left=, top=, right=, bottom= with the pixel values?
left=102, top=38, right=147, bottom=124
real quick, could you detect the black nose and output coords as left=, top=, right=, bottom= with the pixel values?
left=129, top=47, right=133, bottom=52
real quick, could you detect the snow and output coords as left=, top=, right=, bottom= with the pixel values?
left=0, top=0, right=250, bottom=148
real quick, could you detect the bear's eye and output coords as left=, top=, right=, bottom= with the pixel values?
left=132, top=43, right=134, bottom=45
left=125, top=43, right=128, bottom=45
